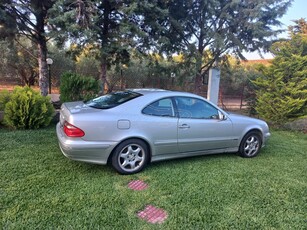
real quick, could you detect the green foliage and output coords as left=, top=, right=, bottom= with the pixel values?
left=2, top=0, right=56, bottom=96
left=0, top=37, right=38, bottom=86
left=255, top=73, right=307, bottom=123
left=60, top=72, right=100, bottom=102
left=0, top=89, right=11, bottom=111
left=75, top=55, right=100, bottom=79
left=220, top=59, right=266, bottom=115
left=254, top=22, right=307, bottom=124
left=143, top=0, right=292, bottom=92
left=49, top=0, right=137, bottom=92
left=3, top=86, right=55, bottom=129
left=47, top=43, right=76, bottom=87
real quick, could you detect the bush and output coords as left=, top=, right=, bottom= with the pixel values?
left=3, top=86, right=55, bottom=129
left=60, top=72, right=100, bottom=102
left=283, top=117, right=307, bottom=133
left=0, top=89, right=11, bottom=111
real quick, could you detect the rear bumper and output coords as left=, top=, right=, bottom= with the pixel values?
left=56, top=123, right=117, bottom=165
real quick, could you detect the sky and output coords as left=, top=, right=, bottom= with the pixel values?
left=245, top=0, right=306, bottom=60
left=280, top=0, right=306, bottom=31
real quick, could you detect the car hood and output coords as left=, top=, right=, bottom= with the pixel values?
left=227, top=112, right=267, bottom=125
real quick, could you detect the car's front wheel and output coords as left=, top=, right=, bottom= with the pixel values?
left=239, top=132, right=262, bottom=158
left=111, top=139, right=149, bottom=174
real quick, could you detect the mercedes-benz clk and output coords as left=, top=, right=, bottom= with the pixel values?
left=56, top=89, right=270, bottom=174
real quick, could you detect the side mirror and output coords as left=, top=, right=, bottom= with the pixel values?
left=218, top=110, right=226, bottom=120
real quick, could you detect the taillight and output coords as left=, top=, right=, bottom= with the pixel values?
left=63, top=121, right=85, bottom=137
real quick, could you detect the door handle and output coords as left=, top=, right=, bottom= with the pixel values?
left=178, top=124, right=190, bottom=129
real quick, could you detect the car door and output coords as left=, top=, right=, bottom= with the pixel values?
left=175, top=96, right=236, bottom=153
left=142, top=97, right=179, bottom=155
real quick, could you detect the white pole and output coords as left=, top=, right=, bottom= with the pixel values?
left=207, top=68, right=220, bottom=105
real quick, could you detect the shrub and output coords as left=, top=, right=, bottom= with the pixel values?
left=283, top=117, right=307, bottom=133
left=253, top=30, right=307, bottom=125
left=0, top=89, right=11, bottom=111
left=60, top=72, right=100, bottom=102
left=3, top=86, right=55, bottom=129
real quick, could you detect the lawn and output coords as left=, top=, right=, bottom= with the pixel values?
left=0, top=126, right=306, bottom=229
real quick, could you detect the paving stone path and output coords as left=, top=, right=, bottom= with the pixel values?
left=128, top=180, right=168, bottom=224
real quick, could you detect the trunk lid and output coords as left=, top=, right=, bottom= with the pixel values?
left=59, top=101, right=100, bottom=125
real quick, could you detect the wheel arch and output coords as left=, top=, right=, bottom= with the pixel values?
left=239, top=128, right=263, bottom=158
left=240, top=128, right=263, bottom=146
left=107, top=137, right=153, bottom=165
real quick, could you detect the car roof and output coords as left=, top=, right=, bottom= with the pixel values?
left=108, top=88, right=225, bottom=114
left=128, top=88, right=169, bottom=95
left=127, top=88, right=199, bottom=98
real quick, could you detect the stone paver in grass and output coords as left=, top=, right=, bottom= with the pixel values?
left=129, top=180, right=168, bottom=224
left=137, top=205, right=168, bottom=224
left=128, top=180, right=148, bottom=191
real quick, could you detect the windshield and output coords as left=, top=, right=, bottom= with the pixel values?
left=85, top=91, right=142, bottom=109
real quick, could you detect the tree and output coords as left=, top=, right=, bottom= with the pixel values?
left=1, top=0, right=56, bottom=96
left=219, top=57, right=266, bottom=114
left=0, top=0, right=17, bottom=39
left=47, top=43, right=76, bottom=87
left=289, top=18, right=307, bottom=35
left=50, top=0, right=137, bottom=93
left=254, top=19, right=307, bottom=124
left=142, top=0, right=292, bottom=93
left=0, top=37, right=38, bottom=86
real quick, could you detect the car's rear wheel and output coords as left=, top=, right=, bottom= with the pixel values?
left=111, top=139, right=149, bottom=174
left=239, top=132, right=262, bottom=158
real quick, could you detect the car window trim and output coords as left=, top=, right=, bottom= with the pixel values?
left=142, top=97, right=177, bottom=118
left=173, top=96, right=220, bottom=120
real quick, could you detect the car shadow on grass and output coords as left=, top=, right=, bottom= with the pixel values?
left=59, top=150, right=270, bottom=176
left=59, top=158, right=116, bottom=176
left=147, top=152, right=238, bottom=170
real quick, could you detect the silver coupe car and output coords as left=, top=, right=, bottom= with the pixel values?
left=56, top=89, right=270, bottom=174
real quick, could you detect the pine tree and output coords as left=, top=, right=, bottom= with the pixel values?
left=142, top=0, right=292, bottom=93
left=254, top=19, right=307, bottom=124
left=1, top=0, right=56, bottom=96
left=50, top=0, right=140, bottom=93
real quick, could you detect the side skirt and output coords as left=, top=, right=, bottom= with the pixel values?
left=151, top=147, right=239, bottom=162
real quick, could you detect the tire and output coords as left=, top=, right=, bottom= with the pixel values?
left=111, top=139, right=149, bottom=174
left=239, top=132, right=262, bottom=158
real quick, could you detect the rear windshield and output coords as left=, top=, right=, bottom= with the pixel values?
left=85, top=91, right=142, bottom=109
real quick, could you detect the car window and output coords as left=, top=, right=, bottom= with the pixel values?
left=175, top=97, right=219, bottom=119
left=142, top=98, right=175, bottom=117
left=85, top=91, right=142, bottom=109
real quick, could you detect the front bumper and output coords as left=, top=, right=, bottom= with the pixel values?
left=56, top=122, right=117, bottom=165
left=263, top=132, right=271, bottom=147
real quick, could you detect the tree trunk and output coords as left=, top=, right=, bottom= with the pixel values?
left=19, top=68, right=28, bottom=86
left=194, top=53, right=203, bottom=94
left=38, top=41, right=49, bottom=96
left=28, top=72, right=36, bottom=86
left=100, top=59, right=110, bottom=94
left=33, top=1, right=53, bottom=96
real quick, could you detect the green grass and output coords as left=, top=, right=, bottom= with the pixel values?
left=1, top=126, right=306, bottom=229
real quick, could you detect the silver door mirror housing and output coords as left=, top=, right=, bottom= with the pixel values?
left=218, top=110, right=226, bottom=120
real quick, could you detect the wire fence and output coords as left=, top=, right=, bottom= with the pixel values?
left=0, top=70, right=251, bottom=113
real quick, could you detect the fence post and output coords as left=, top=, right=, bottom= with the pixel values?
left=207, top=67, right=221, bottom=105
